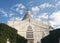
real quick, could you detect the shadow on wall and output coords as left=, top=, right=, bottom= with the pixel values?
left=41, top=28, right=60, bottom=43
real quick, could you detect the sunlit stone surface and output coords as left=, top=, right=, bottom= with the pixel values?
left=8, top=11, right=53, bottom=43
left=7, top=39, right=10, bottom=43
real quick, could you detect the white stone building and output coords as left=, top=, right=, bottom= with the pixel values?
left=8, top=11, right=53, bottom=43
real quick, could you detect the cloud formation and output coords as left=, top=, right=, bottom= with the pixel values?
left=49, top=11, right=60, bottom=28
left=39, top=3, right=54, bottom=9
left=56, top=1, right=60, bottom=6
left=0, top=9, right=8, bottom=17
left=40, top=13, right=48, bottom=19
left=32, top=6, right=40, bottom=12
left=10, top=17, right=22, bottom=20
left=15, top=3, right=25, bottom=9
left=12, top=3, right=25, bottom=14
left=32, top=13, right=48, bottom=21
left=1, top=0, right=60, bottom=28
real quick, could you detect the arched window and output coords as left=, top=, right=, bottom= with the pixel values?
left=26, top=26, right=33, bottom=39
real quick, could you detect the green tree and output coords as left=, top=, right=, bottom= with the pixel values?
left=0, top=23, right=27, bottom=43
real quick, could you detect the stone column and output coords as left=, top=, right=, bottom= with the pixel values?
left=7, top=39, right=10, bottom=43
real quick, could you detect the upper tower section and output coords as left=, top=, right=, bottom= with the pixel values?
left=22, top=10, right=32, bottom=22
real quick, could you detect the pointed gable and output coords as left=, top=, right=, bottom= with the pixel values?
left=22, top=10, right=32, bottom=21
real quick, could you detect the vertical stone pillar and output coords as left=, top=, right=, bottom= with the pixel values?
left=7, top=39, right=10, bottom=43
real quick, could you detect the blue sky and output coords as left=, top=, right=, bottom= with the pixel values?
left=0, top=0, right=60, bottom=29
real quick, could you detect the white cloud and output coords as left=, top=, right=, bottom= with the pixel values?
left=27, top=1, right=34, bottom=6
left=56, top=1, right=60, bottom=6
left=16, top=3, right=25, bottom=9
left=16, top=8, right=19, bottom=11
left=28, top=1, right=34, bottom=4
left=19, top=10, right=24, bottom=14
left=49, top=11, right=60, bottom=28
left=9, top=17, right=14, bottom=20
left=40, top=13, right=48, bottom=19
left=15, top=17, right=22, bottom=20
left=9, top=13, right=14, bottom=17
left=13, top=8, right=24, bottom=14
left=36, top=13, right=48, bottom=21
left=12, top=3, right=25, bottom=11
left=11, top=3, right=25, bottom=14
left=56, top=26, right=60, bottom=28
left=0, top=9, right=8, bottom=17
left=10, top=17, right=22, bottom=20
left=32, top=13, right=48, bottom=21
left=39, top=3, right=54, bottom=8
left=0, top=9, right=15, bottom=17
left=31, top=6, right=40, bottom=15
left=55, top=0, right=57, bottom=2
left=32, top=6, right=40, bottom=12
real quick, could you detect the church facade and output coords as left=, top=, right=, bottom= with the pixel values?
left=8, top=11, right=53, bottom=43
